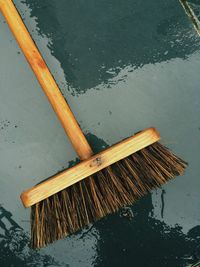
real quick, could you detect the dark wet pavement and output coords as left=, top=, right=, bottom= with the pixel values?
left=0, top=0, right=200, bottom=266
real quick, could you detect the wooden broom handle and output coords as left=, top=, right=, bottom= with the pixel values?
left=0, top=0, right=93, bottom=160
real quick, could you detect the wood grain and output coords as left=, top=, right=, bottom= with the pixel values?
left=0, top=0, right=93, bottom=160
left=20, top=128, right=160, bottom=207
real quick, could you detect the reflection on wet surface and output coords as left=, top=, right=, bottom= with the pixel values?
left=0, top=0, right=200, bottom=266
left=20, top=0, right=200, bottom=93
left=94, top=195, right=200, bottom=266
left=0, top=206, right=60, bottom=266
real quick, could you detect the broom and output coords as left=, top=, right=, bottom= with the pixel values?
left=0, top=0, right=187, bottom=249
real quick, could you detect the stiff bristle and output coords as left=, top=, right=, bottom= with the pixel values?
left=31, top=142, right=187, bottom=248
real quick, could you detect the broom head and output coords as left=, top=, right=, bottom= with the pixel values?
left=20, top=128, right=187, bottom=248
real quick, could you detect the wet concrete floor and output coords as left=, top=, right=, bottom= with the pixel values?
left=0, top=0, right=200, bottom=266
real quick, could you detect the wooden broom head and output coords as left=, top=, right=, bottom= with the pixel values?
left=21, top=128, right=160, bottom=208
left=21, top=128, right=187, bottom=248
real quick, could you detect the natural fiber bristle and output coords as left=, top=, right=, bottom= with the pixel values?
left=31, top=142, right=187, bottom=248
